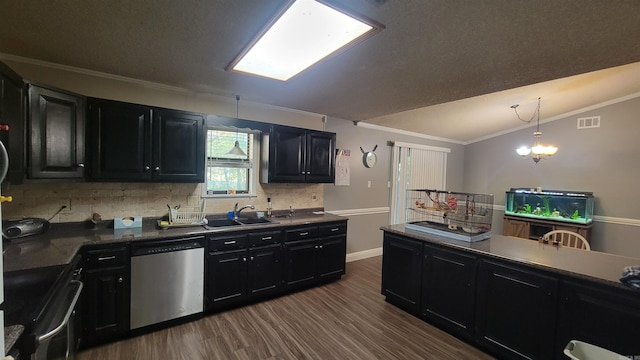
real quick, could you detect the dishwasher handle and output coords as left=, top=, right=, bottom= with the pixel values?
left=38, top=280, right=83, bottom=344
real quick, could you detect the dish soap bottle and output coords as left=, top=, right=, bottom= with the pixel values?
left=267, top=197, right=272, bottom=217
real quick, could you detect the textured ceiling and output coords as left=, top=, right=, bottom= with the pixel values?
left=1, top=0, right=640, bottom=141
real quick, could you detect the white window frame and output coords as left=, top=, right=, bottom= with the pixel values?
left=202, top=127, right=260, bottom=198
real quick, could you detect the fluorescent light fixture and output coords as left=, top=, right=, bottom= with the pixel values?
left=229, top=0, right=383, bottom=81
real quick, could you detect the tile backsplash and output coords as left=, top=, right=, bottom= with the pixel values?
left=2, top=182, right=323, bottom=223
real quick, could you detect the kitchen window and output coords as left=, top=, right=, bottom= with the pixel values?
left=203, top=128, right=258, bottom=197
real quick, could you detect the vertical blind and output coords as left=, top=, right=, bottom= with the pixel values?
left=390, top=142, right=450, bottom=224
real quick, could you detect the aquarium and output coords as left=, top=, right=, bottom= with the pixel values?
left=504, top=188, right=594, bottom=225
left=404, top=189, right=494, bottom=242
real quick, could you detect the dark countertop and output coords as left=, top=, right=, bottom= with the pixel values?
left=3, top=211, right=347, bottom=273
left=382, top=224, right=640, bottom=291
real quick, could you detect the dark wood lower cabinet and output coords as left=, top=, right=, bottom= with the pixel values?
left=380, top=230, right=640, bottom=360
left=247, top=244, right=282, bottom=297
left=381, top=233, right=422, bottom=314
left=207, top=248, right=247, bottom=309
left=421, top=245, right=477, bottom=340
left=82, top=255, right=130, bottom=348
left=476, top=260, right=558, bottom=360
left=283, top=236, right=346, bottom=287
left=556, top=281, right=640, bottom=358
left=283, top=222, right=347, bottom=289
left=284, top=238, right=318, bottom=287
left=206, top=244, right=283, bottom=310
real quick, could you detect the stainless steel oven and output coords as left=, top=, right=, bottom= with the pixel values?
left=31, top=256, right=83, bottom=360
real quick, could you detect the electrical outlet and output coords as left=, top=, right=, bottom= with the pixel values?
left=311, top=192, right=317, bottom=201
left=60, top=199, right=71, bottom=213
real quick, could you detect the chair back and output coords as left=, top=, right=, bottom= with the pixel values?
left=541, top=230, right=590, bottom=250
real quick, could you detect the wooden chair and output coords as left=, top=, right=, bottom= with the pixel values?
left=541, top=230, right=590, bottom=250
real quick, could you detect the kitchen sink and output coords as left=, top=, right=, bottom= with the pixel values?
left=235, top=218, right=275, bottom=225
left=205, top=219, right=241, bottom=227
left=204, top=217, right=277, bottom=228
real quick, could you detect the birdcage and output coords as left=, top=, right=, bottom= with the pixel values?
left=405, top=189, right=493, bottom=242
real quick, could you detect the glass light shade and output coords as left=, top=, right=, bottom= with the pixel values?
left=227, top=140, right=247, bottom=156
left=231, top=0, right=378, bottom=81
left=531, top=144, right=557, bottom=156
left=516, top=146, right=532, bottom=156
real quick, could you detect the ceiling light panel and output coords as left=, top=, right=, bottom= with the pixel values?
left=230, top=0, right=383, bottom=81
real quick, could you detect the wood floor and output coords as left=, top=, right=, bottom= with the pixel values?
left=77, top=256, right=494, bottom=360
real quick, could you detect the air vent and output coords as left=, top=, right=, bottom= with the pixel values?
left=577, top=116, right=600, bottom=129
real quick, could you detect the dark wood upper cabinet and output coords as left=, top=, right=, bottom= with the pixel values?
left=87, top=98, right=204, bottom=182
left=28, top=84, right=85, bottom=179
left=261, top=125, right=335, bottom=183
left=0, top=61, right=25, bottom=185
left=152, top=108, right=205, bottom=182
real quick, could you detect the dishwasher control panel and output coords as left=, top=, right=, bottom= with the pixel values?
left=131, top=237, right=204, bottom=256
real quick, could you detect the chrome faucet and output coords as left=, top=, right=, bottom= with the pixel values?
left=233, top=203, right=255, bottom=219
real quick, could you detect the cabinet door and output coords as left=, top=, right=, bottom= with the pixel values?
left=305, top=131, right=335, bottom=183
left=247, top=244, right=282, bottom=298
left=153, top=109, right=204, bottom=182
left=268, top=126, right=306, bottom=182
left=421, top=245, right=477, bottom=339
left=206, top=249, right=247, bottom=310
left=83, top=265, right=129, bottom=347
left=28, top=85, right=85, bottom=179
left=284, top=238, right=318, bottom=287
left=0, top=64, right=25, bottom=185
left=503, top=217, right=530, bottom=239
left=88, top=99, right=152, bottom=180
left=476, top=260, right=557, bottom=360
left=556, top=281, right=640, bottom=358
left=381, top=233, right=422, bottom=314
left=317, top=235, right=346, bottom=280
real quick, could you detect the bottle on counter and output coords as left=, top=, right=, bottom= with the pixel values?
left=267, top=197, right=272, bottom=217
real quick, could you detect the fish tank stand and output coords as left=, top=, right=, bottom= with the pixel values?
left=503, top=215, right=592, bottom=242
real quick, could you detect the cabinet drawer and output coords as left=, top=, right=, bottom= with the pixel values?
left=209, top=234, right=247, bottom=252
left=249, top=230, right=282, bottom=246
left=318, top=222, right=347, bottom=237
left=85, top=246, right=128, bottom=268
left=284, top=226, right=318, bottom=241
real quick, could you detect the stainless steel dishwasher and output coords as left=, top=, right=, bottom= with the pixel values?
left=130, top=236, right=204, bottom=330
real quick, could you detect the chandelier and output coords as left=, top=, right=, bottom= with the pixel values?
left=512, top=97, right=557, bottom=163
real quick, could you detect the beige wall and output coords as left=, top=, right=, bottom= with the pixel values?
left=3, top=182, right=322, bottom=223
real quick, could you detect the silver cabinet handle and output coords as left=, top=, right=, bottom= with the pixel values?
left=331, top=228, right=340, bottom=232
left=144, top=166, right=150, bottom=171
left=38, top=280, right=83, bottom=344
left=77, top=163, right=85, bottom=168
left=98, top=256, right=116, bottom=261
left=154, top=166, right=160, bottom=171
left=299, top=232, right=309, bottom=236
left=117, top=277, right=123, bottom=283
left=261, top=236, right=273, bottom=241
left=224, top=241, right=236, bottom=245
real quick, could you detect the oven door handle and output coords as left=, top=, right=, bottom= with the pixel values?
left=38, top=280, right=83, bottom=344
